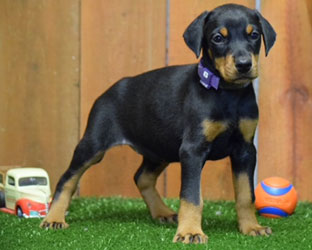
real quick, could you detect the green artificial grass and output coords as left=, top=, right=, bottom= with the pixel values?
left=0, top=197, right=311, bottom=250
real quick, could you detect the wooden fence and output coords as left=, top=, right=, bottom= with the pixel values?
left=0, top=0, right=311, bottom=201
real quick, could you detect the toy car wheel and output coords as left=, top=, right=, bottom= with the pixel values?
left=0, top=191, right=5, bottom=208
left=17, top=206, right=24, bottom=218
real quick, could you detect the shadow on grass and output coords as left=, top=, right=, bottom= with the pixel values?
left=68, top=206, right=179, bottom=229
left=203, top=216, right=238, bottom=234
left=67, top=198, right=238, bottom=234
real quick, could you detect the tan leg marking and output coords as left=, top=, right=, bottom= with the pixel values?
left=40, top=174, right=80, bottom=229
left=173, top=197, right=207, bottom=244
left=233, top=173, right=272, bottom=236
left=202, top=119, right=228, bottom=142
left=137, top=166, right=176, bottom=223
left=40, top=152, right=104, bottom=229
left=239, top=119, right=258, bottom=143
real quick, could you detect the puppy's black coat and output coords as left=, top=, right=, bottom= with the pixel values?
left=41, top=4, right=276, bottom=244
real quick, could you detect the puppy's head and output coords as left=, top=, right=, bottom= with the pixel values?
left=183, top=4, right=276, bottom=85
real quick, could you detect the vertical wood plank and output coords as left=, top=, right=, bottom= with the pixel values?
left=80, top=0, right=167, bottom=197
left=259, top=0, right=312, bottom=201
left=167, top=0, right=255, bottom=200
left=0, top=0, right=80, bottom=191
left=258, top=0, right=294, bottom=188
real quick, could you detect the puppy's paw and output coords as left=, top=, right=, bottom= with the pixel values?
left=240, top=224, right=272, bottom=236
left=173, top=232, right=208, bottom=244
left=40, top=219, right=69, bottom=230
left=157, top=213, right=178, bottom=224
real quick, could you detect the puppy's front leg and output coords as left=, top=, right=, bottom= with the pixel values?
left=173, top=144, right=208, bottom=244
left=231, top=143, right=272, bottom=236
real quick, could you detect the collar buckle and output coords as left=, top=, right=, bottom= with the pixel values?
left=197, top=60, right=220, bottom=90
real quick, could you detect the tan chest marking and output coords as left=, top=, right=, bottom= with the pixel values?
left=239, top=119, right=258, bottom=143
left=202, top=120, right=228, bottom=142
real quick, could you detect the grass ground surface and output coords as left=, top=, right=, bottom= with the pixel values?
left=0, top=197, right=311, bottom=250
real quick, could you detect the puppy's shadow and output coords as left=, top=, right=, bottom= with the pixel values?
left=68, top=199, right=238, bottom=233
left=202, top=216, right=238, bottom=234
left=67, top=199, right=173, bottom=227
left=69, top=207, right=180, bottom=228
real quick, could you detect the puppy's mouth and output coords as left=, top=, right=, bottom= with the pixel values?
left=218, top=70, right=258, bottom=84
left=231, top=75, right=257, bottom=84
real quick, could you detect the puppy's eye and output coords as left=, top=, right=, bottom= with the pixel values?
left=212, top=34, right=224, bottom=44
left=250, top=31, right=260, bottom=40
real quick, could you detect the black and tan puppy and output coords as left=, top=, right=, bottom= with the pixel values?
left=40, top=4, right=276, bottom=244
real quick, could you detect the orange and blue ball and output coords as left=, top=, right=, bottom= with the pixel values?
left=255, top=177, right=298, bottom=218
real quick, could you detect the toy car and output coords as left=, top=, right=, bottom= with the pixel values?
left=0, top=167, right=51, bottom=218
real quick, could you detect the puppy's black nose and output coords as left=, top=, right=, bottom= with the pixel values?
left=235, top=56, right=252, bottom=73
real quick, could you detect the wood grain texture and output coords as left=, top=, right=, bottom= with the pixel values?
left=2, top=1, right=311, bottom=201
left=0, top=0, right=80, bottom=191
left=258, top=0, right=312, bottom=201
left=79, top=0, right=167, bottom=197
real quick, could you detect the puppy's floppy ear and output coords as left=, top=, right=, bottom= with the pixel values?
left=255, top=10, right=276, bottom=56
left=183, top=11, right=209, bottom=58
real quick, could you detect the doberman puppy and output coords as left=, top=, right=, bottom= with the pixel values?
left=40, top=4, right=276, bottom=244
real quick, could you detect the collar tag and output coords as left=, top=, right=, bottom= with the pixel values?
left=198, top=60, right=220, bottom=90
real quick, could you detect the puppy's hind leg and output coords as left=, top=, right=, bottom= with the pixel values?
left=134, top=158, right=177, bottom=223
left=40, top=137, right=105, bottom=229
left=40, top=92, right=121, bottom=229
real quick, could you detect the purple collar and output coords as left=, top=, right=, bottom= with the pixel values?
left=198, top=60, right=220, bottom=90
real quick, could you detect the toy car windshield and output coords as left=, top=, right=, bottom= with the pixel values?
left=18, top=177, right=48, bottom=186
